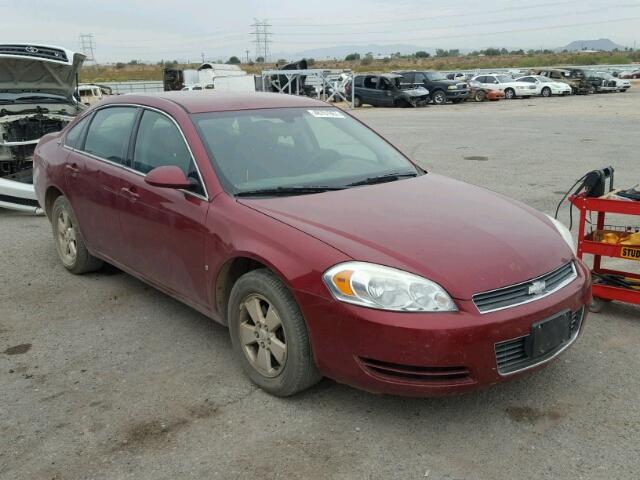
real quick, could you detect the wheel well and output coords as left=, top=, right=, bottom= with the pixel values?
left=44, top=186, right=63, bottom=219
left=215, top=257, right=268, bottom=323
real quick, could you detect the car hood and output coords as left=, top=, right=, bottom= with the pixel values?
left=238, top=174, right=573, bottom=300
left=0, top=50, right=85, bottom=99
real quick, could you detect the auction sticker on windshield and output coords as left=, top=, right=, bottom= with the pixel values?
left=307, top=109, right=345, bottom=118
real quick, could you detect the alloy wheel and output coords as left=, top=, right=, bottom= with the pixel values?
left=56, top=210, right=77, bottom=264
left=238, top=294, right=287, bottom=378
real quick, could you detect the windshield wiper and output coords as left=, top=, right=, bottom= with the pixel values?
left=346, top=172, right=418, bottom=187
left=235, top=185, right=344, bottom=197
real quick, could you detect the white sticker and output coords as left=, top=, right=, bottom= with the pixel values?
left=307, top=109, right=345, bottom=118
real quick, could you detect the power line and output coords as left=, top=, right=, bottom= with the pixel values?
left=79, top=33, right=97, bottom=64
left=270, top=4, right=640, bottom=36
left=269, top=16, right=640, bottom=45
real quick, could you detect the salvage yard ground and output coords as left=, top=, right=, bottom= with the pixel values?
left=2, top=89, right=640, bottom=480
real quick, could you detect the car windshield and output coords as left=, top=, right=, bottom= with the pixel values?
left=496, top=75, right=513, bottom=83
left=425, top=72, right=447, bottom=81
left=192, top=107, right=420, bottom=195
left=597, top=72, right=613, bottom=79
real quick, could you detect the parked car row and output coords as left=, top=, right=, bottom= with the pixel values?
left=346, top=67, right=633, bottom=108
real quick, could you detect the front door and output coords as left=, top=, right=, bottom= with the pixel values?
left=117, top=108, right=210, bottom=308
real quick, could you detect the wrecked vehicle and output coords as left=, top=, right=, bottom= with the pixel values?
left=394, top=70, right=470, bottom=105
left=77, top=84, right=112, bottom=106
left=533, top=68, right=592, bottom=95
left=345, top=74, right=429, bottom=108
left=467, top=85, right=504, bottom=102
left=0, top=44, right=84, bottom=212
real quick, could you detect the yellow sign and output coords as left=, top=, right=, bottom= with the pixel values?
left=620, top=246, right=640, bottom=261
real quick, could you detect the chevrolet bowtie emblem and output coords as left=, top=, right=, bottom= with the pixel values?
left=528, top=280, right=546, bottom=295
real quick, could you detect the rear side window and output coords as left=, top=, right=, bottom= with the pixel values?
left=64, top=115, right=91, bottom=149
left=84, top=107, right=137, bottom=163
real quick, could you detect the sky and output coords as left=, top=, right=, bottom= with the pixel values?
left=1, top=0, right=639, bottom=62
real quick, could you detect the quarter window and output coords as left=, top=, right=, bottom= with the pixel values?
left=84, top=107, right=137, bottom=163
left=64, top=114, right=91, bottom=149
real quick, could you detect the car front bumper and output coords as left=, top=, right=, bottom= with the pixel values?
left=299, top=260, right=591, bottom=396
left=0, top=176, right=43, bottom=214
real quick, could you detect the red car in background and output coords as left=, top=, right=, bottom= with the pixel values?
left=468, top=86, right=505, bottom=102
left=33, top=92, right=590, bottom=397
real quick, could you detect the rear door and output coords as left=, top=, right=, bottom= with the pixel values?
left=65, top=106, right=138, bottom=259
left=116, top=108, right=210, bottom=308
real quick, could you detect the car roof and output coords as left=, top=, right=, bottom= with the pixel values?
left=104, top=91, right=328, bottom=114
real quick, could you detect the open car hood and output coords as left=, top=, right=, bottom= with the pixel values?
left=0, top=45, right=85, bottom=99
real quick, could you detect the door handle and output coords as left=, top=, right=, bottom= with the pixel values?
left=120, top=186, right=140, bottom=201
left=65, top=163, right=80, bottom=177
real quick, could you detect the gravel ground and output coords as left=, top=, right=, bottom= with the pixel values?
left=1, top=88, right=640, bottom=480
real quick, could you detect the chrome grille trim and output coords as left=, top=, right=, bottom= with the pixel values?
left=472, top=262, right=577, bottom=314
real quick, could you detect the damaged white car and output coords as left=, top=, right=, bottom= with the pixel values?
left=0, top=44, right=85, bottom=213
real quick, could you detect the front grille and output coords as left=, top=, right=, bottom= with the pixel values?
left=472, top=262, right=576, bottom=313
left=359, top=357, right=472, bottom=384
left=495, top=308, right=583, bottom=375
left=0, top=44, right=69, bottom=63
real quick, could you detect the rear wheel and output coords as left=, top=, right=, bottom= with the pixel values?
left=228, top=269, right=321, bottom=396
left=431, top=90, right=447, bottom=105
left=352, top=95, right=362, bottom=108
left=51, top=196, right=103, bottom=274
left=504, top=88, right=515, bottom=99
left=541, top=87, right=552, bottom=97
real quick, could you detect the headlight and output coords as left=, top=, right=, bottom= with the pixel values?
left=323, top=262, right=457, bottom=312
left=545, top=214, right=575, bottom=252
left=447, top=85, right=457, bottom=90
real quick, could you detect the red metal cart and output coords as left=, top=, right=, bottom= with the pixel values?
left=570, top=194, right=640, bottom=312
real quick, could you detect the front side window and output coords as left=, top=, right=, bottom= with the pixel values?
left=84, top=107, right=137, bottom=163
left=192, top=107, right=420, bottom=195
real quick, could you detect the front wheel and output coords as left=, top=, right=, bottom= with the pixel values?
left=228, top=269, right=321, bottom=396
left=51, top=196, right=103, bottom=274
left=431, top=90, right=447, bottom=105
left=352, top=95, right=362, bottom=108
left=474, top=90, right=486, bottom=102
left=541, top=87, right=552, bottom=97
left=504, top=88, right=515, bottom=99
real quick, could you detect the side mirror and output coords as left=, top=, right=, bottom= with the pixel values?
left=144, top=165, right=192, bottom=189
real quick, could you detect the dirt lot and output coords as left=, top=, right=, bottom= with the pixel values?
left=2, top=89, right=640, bottom=480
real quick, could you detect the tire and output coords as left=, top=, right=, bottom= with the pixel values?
left=431, top=90, right=447, bottom=105
left=541, top=87, right=552, bottom=97
left=474, top=90, right=486, bottom=102
left=587, top=85, right=596, bottom=95
left=504, top=88, right=515, bottom=99
left=352, top=95, right=362, bottom=108
left=228, top=269, right=321, bottom=397
left=51, top=196, right=103, bottom=274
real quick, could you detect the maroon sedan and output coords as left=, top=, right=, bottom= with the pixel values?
left=33, top=92, right=591, bottom=397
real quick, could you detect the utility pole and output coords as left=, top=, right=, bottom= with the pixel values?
left=245, top=49, right=250, bottom=63
left=201, top=52, right=205, bottom=63
left=78, top=33, right=97, bottom=65
left=250, top=19, right=272, bottom=62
